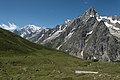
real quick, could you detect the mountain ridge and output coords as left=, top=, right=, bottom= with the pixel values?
left=14, top=7, right=120, bottom=61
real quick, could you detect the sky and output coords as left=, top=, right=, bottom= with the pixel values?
left=0, top=0, right=120, bottom=30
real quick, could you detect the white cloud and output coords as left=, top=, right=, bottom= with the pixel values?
left=0, top=23, right=17, bottom=30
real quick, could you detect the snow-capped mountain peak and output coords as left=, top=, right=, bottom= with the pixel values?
left=24, top=25, right=42, bottom=33
left=0, top=23, right=17, bottom=31
left=65, top=19, right=71, bottom=24
left=14, top=24, right=44, bottom=38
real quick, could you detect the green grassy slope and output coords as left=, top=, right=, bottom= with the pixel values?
left=0, top=28, right=46, bottom=56
left=0, top=50, right=120, bottom=80
left=0, top=28, right=120, bottom=80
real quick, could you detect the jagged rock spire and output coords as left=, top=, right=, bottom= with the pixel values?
left=84, top=7, right=99, bottom=17
left=87, top=7, right=96, bottom=14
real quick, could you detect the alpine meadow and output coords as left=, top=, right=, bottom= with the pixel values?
left=0, top=0, right=120, bottom=80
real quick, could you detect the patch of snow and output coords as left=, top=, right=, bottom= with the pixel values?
left=75, top=71, right=98, bottom=74
left=28, top=30, right=43, bottom=39
left=112, top=26, right=120, bottom=30
left=35, top=34, right=44, bottom=43
left=107, top=17, right=120, bottom=24
left=45, top=28, right=49, bottom=32
left=59, top=25, right=62, bottom=30
left=114, top=20, right=120, bottom=24
left=90, top=15, right=94, bottom=17
left=20, top=32, right=27, bottom=37
left=65, top=50, right=68, bottom=52
left=43, top=26, right=67, bottom=43
left=86, top=31, right=93, bottom=36
left=71, top=27, right=76, bottom=31
left=26, top=30, right=31, bottom=34
left=80, top=50, right=84, bottom=58
left=49, top=30, right=55, bottom=36
left=21, top=34, right=24, bottom=37
left=104, top=22, right=113, bottom=28
left=96, top=17, right=102, bottom=22
left=57, top=44, right=62, bottom=50
left=96, top=16, right=108, bottom=22
left=64, top=32, right=74, bottom=42
left=93, top=56, right=97, bottom=59
left=97, top=16, right=120, bottom=24
left=65, top=19, right=71, bottom=24
left=100, top=16, right=108, bottom=19
left=64, top=19, right=74, bottom=27
left=47, top=31, right=61, bottom=40
left=104, top=22, right=120, bottom=31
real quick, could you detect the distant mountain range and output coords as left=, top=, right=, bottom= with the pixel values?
left=14, top=7, right=120, bottom=61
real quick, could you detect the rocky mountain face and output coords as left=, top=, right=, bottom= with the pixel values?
left=14, top=7, right=120, bottom=61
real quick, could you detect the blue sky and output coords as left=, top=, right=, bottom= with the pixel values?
left=0, top=0, right=119, bottom=28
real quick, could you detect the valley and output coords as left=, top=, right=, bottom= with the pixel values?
left=0, top=3, right=120, bottom=79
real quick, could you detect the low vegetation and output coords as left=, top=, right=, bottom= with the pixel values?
left=0, top=49, right=120, bottom=80
left=0, top=28, right=120, bottom=80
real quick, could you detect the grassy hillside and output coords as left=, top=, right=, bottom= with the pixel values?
left=1, top=50, right=120, bottom=80
left=0, top=28, right=120, bottom=80
left=0, top=28, right=46, bottom=56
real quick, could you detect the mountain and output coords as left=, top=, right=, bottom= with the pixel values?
left=14, top=25, right=45, bottom=40
left=14, top=7, right=120, bottom=61
left=0, top=23, right=17, bottom=31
